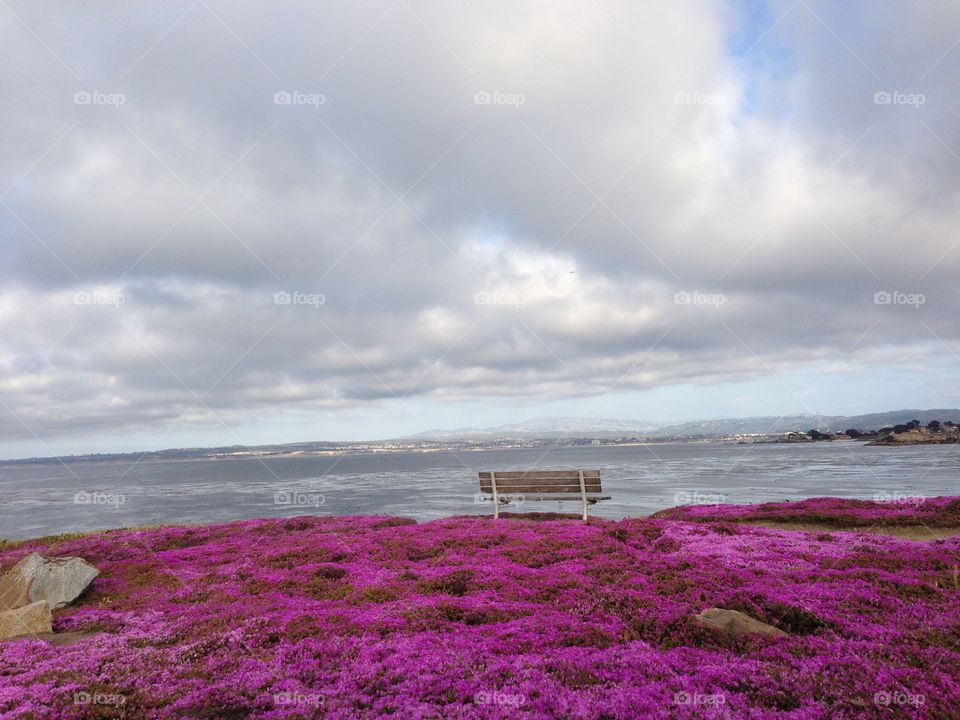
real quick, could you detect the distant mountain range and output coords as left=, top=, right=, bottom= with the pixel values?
left=407, top=417, right=663, bottom=440
left=7, top=409, right=960, bottom=465
left=408, top=409, right=960, bottom=440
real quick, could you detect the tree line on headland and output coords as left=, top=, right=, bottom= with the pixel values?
left=796, top=419, right=958, bottom=444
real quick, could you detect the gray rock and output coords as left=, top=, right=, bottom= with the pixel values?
left=0, top=601, right=52, bottom=640
left=0, top=553, right=99, bottom=611
left=694, top=607, right=788, bottom=637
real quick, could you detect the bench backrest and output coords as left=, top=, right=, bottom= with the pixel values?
left=478, top=469, right=603, bottom=496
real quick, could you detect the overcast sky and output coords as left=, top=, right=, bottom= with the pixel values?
left=1, top=0, right=958, bottom=458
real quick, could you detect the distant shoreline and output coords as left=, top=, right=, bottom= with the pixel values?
left=5, top=409, right=958, bottom=466
left=7, top=434, right=959, bottom=468
left=0, top=438, right=740, bottom=468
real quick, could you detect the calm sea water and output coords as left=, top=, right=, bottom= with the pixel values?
left=1, top=442, right=957, bottom=539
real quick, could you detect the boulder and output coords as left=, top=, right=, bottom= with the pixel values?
left=0, top=553, right=99, bottom=611
left=694, top=608, right=788, bottom=637
left=0, top=601, right=52, bottom=640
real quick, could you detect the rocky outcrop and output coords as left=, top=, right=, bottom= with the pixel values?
left=694, top=608, right=788, bottom=637
left=0, top=553, right=99, bottom=611
left=867, top=430, right=958, bottom=445
left=0, top=601, right=52, bottom=639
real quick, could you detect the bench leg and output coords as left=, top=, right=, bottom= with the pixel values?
left=579, top=470, right=588, bottom=522
left=491, top=472, right=499, bottom=519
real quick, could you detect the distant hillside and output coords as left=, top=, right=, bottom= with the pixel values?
left=651, top=409, right=960, bottom=437
left=648, top=415, right=845, bottom=437
left=7, top=409, right=960, bottom=465
left=409, top=409, right=960, bottom=440
left=409, top=417, right=661, bottom=440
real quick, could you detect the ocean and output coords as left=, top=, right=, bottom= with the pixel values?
left=2, top=441, right=957, bottom=539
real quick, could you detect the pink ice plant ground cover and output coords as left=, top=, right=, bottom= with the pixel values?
left=652, top=495, right=960, bottom=527
left=0, top=498, right=957, bottom=719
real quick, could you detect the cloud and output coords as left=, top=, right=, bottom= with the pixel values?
left=0, top=0, right=958, bottom=450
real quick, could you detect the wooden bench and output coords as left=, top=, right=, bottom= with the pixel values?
left=478, top=469, right=610, bottom=521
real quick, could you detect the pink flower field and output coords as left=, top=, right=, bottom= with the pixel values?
left=1, top=498, right=959, bottom=719
left=652, top=496, right=960, bottom=528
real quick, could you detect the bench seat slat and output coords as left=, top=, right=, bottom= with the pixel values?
left=479, top=484, right=602, bottom=493
left=509, top=495, right=611, bottom=503
left=480, top=478, right=601, bottom=485
left=480, top=477, right=601, bottom=484
left=479, top=470, right=600, bottom=480
left=480, top=480, right=601, bottom=488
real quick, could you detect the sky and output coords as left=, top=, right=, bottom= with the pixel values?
left=1, top=0, right=958, bottom=459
